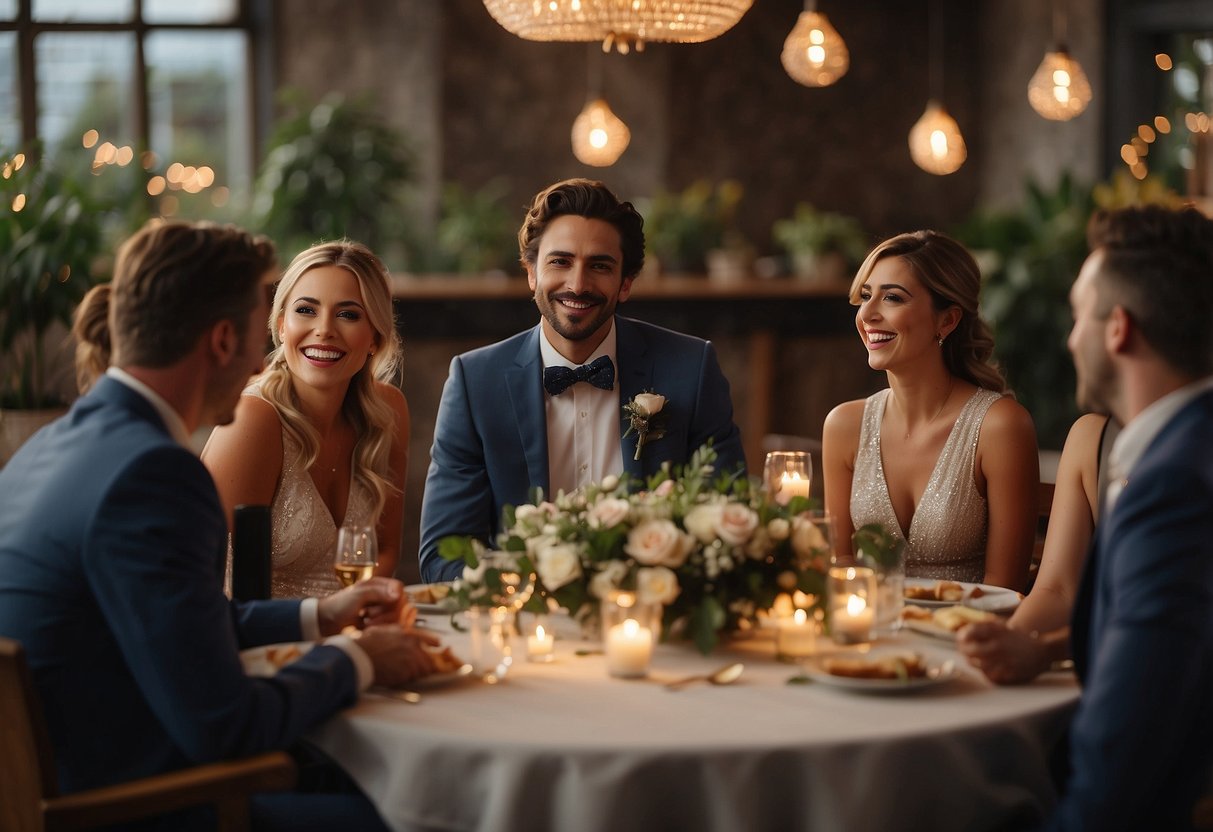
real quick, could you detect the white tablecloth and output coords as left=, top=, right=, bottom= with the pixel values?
left=307, top=616, right=1078, bottom=832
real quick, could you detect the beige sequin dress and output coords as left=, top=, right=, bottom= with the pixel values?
left=850, top=387, right=1002, bottom=582
left=228, top=389, right=376, bottom=599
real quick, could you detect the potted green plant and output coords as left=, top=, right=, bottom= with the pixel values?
left=639, top=180, right=746, bottom=276
left=772, top=202, right=868, bottom=285
left=253, top=92, right=413, bottom=261
left=423, top=180, right=519, bottom=276
left=0, top=147, right=108, bottom=463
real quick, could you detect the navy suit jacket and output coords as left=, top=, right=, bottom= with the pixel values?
left=0, top=377, right=360, bottom=795
left=1048, top=388, right=1213, bottom=830
left=418, top=316, right=746, bottom=582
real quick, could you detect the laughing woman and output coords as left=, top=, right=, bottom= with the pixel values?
left=821, top=231, right=1038, bottom=591
left=203, top=240, right=409, bottom=597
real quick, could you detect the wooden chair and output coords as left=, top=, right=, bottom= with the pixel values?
left=0, top=637, right=296, bottom=832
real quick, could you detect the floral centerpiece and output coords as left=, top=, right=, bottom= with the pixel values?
left=439, top=445, right=830, bottom=654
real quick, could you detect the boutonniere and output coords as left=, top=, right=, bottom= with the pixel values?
left=622, top=391, right=668, bottom=461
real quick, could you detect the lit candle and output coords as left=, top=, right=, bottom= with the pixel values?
left=776, top=608, right=818, bottom=660
left=777, top=471, right=811, bottom=504
left=526, top=624, right=555, bottom=662
left=834, top=593, right=875, bottom=644
left=606, top=618, right=654, bottom=678
left=771, top=592, right=795, bottom=619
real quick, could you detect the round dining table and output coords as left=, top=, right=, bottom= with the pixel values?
left=306, top=613, right=1079, bottom=832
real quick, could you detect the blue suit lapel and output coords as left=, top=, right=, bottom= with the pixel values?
left=615, top=317, right=654, bottom=480
left=507, top=326, right=550, bottom=494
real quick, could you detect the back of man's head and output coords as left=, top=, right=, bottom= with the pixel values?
left=518, top=178, right=645, bottom=278
left=1086, top=205, right=1213, bottom=379
left=110, top=220, right=276, bottom=368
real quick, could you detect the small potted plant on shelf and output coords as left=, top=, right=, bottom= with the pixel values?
left=772, top=202, right=869, bottom=286
left=0, top=146, right=109, bottom=463
left=640, top=180, right=750, bottom=279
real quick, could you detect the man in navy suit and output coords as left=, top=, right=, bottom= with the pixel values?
left=0, top=220, right=438, bottom=831
left=1041, top=205, right=1213, bottom=829
left=419, top=179, right=745, bottom=582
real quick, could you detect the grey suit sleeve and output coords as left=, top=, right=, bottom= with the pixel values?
left=691, top=340, right=747, bottom=478
left=419, top=356, right=495, bottom=582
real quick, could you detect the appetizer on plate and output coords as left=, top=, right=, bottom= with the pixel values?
left=822, top=651, right=928, bottom=680
left=904, top=580, right=966, bottom=602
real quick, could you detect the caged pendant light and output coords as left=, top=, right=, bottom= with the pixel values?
left=1027, top=1, right=1092, bottom=121
left=571, top=46, right=631, bottom=166
left=908, top=0, right=966, bottom=175
left=482, top=0, right=753, bottom=54
left=781, top=0, right=849, bottom=88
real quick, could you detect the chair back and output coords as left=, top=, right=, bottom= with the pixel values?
left=0, top=637, right=59, bottom=832
left=231, top=504, right=272, bottom=601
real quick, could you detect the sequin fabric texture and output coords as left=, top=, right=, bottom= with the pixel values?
left=850, top=387, right=1001, bottom=582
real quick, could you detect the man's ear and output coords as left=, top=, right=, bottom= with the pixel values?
left=210, top=319, right=238, bottom=366
left=618, top=275, right=636, bottom=303
left=525, top=262, right=537, bottom=293
left=1106, top=305, right=1131, bottom=355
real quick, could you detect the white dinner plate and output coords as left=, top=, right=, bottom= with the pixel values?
left=903, top=578, right=1022, bottom=614
left=801, top=652, right=960, bottom=693
left=903, top=618, right=960, bottom=642
left=240, top=642, right=314, bottom=677
left=406, top=582, right=459, bottom=615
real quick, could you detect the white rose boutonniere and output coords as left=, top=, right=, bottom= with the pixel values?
left=622, top=391, right=668, bottom=461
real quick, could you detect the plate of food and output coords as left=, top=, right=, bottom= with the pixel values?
left=240, top=642, right=314, bottom=677
left=802, top=650, right=959, bottom=692
left=903, top=578, right=1022, bottom=614
left=406, top=582, right=458, bottom=614
left=902, top=604, right=997, bottom=641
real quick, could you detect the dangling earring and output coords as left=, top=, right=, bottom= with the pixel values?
left=937, top=334, right=944, bottom=347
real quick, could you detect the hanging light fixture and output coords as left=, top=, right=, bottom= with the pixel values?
left=571, top=46, right=630, bottom=167
left=482, top=0, right=753, bottom=54
left=781, top=0, right=849, bottom=88
left=1027, top=1, right=1091, bottom=120
left=908, top=0, right=966, bottom=175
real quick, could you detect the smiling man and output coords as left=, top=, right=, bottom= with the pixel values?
left=419, top=178, right=745, bottom=582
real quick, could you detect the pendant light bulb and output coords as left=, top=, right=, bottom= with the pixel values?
left=908, top=100, right=967, bottom=175
left=571, top=98, right=630, bottom=167
left=1028, top=47, right=1092, bottom=121
left=781, top=10, right=849, bottom=88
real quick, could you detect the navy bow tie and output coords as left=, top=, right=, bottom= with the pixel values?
left=543, top=355, right=615, bottom=396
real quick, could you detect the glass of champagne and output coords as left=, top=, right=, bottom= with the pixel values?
left=334, top=525, right=378, bottom=588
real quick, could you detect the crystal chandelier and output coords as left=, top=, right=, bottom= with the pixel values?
left=482, top=0, right=754, bottom=54
left=781, top=1, right=848, bottom=88
left=908, top=0, right=966, bottom=175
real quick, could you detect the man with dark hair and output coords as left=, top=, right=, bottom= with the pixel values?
left=1044, top=204, right=1213, bottom=829
left=0, top=219, right=437, bottom=831
left=419, top=178, right=745, bottom=582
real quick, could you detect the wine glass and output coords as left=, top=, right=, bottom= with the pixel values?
left=764, top=451, right=812, bottom=506
left=334, top=525, right=378, bottom=588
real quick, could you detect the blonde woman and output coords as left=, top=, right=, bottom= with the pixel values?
left=822, top=231, right=1038, bottom=590
left=203, top=240, right=409, bottom=597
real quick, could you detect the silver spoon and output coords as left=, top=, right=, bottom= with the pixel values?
left=664, top=662, right=745, bottom=691
left=367, top=686, right=422, bottom=704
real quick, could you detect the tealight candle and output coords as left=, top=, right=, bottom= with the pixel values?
left=778, top=471, right=811, bottom=502
left=526, top=623, right=555, bottom=663
left=606, top=618, right=654, bottom=678
left=771, top=592, right=795, bottom=619
left=835, top=593, right=875, bottom=644
left=828, top=565, right=877, bottom=645
left=776, top=608, right=818, bottom=660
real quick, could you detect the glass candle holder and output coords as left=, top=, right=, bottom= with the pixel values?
left=525, top=615, right=556, bottom=663
left=764, top=451, right=811, bottom=505
left=601, top=589, right=660, bottom=679
left=466, top=605, right=514, bottom=683
left=776, top=607, right=819, bottom=661
left=828, top=565, right=877, bottom=645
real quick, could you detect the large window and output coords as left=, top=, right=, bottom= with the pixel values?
left=1, top=0, right=261, bottom=218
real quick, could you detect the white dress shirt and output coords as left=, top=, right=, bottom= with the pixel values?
left=540, top=320, right=625, bottom=497
left=1104, top=375, right=1213, bottom=511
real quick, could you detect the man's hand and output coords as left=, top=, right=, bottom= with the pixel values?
left=317, top=577, right=414, bottom=636
left=358, top=626, right=442, bottom=687
left=956, top=619, right=1051, bottom=684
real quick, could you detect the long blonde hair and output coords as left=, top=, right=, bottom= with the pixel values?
left=849, top=230, right=1008, bottom=394
left=259, top=240, right=402, bottom=519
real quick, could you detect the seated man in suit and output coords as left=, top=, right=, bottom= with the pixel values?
left=419, top=178, right=746, bottom=582
left=1024, top=205, right=1211, bottom=829
left=0, top=220, right=439, bottom=831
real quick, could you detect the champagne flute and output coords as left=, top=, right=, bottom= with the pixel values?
left=334, top=525, right=378, bottom=588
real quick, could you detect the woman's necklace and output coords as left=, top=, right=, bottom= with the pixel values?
left=902, top=378, right=954, bottom=440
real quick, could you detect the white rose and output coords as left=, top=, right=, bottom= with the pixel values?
left=637, top=566, right=681, bottom=605
left=632, top=392, right=666, bottom=416
left=715, top=503, right=760, bottom=546
left=462, top=561, right=486, bottom=584
left=744, top=526, right=771, bottom=561
left=684, top=503, right=724, bottom=545
left=535, top=543, right=583, bottom=590
left=767, top=517, right=790, bottom=541
left=791, top=514, right=830, bottom=559
left=588, top=497, right=631, bottom=529
left=626, top=519, right=693, bottom=567
left=654, top=479, right=675, bottom=497
left=589, top=559, right=629, bottom=599
left=600, top=474, right=620, bottom=492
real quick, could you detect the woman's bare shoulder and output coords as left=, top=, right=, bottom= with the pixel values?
left=823, top=399, right=867, bottom=438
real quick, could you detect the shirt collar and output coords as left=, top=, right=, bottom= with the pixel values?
left=1108, top=375, right=1213, bottom=483
left=538, top=318, right=617, bottom=370
left=105, top=367, right=193, bottom=448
